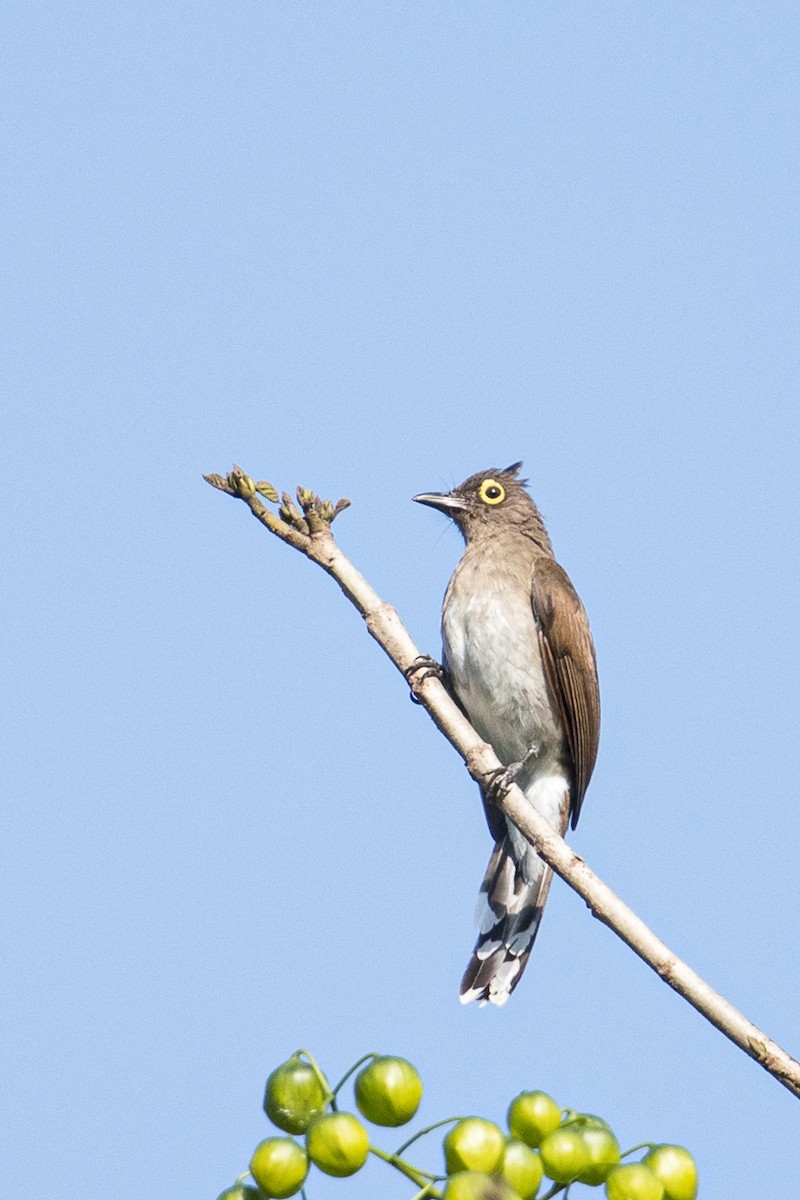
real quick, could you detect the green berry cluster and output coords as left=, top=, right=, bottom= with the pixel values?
left=216, top=1051, right=698, bottom=1200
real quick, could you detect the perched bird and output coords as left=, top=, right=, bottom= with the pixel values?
left=413, top=463, right=600, bottom=1006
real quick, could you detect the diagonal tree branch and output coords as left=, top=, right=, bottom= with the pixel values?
left=204, top=465, right=800, bottom=1101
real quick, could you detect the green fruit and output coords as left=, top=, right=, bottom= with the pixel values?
left=354, top=1056, right=423, bottom=1126
left=249, top=1137, right=308, bottom=1199
left=563, top=1112, right=613, bottom=1132
left=500, top=1138, right=544, bottom=1198
left=605, top=1163, right=665, bottom=1200
left=562, top=1115, right=621, bottom=1185
left=263, top=1056, right=329, bottom=1134
left=443, top=1170, right=521, bottom=1199
left=643, top=1145, right=698, bottom=1200
left=444, top=1118, right=507, bottom=1175
left=578, top=1125, right=621, bottom=1184
left=216, top=1187, right=264, bottom=1200
left=506, top=1092, right=562, bottom=1148
left=538, top=1128, right=590, bottom=1183
left=305, top=1111, right=370, bottom=1177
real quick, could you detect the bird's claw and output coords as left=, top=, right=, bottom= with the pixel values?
left=404, top=655, right=444, bottom=704
left=484, top=762, right=522, bottom=803
left=484, top=744, right=540, bottom=802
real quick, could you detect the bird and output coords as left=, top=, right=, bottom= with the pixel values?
left=413, top=463, right=600, bottom=1006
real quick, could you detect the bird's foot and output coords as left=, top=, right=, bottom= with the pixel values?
left=484, top=762, right=523, bottom=803
left=404, top=655, right=444, bottom=704
left=484, top=746, right=540, bottom=802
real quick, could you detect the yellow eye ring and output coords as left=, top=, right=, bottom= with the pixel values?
left=478, top=479, right=506, bottom=505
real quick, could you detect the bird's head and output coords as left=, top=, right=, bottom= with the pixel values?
left=413, top=462, right=552, bottom=550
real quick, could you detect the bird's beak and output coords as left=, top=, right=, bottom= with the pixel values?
left=412, top=491, right=467, bottom=514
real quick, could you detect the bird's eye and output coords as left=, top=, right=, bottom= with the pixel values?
left=478, top=479, right=506, bottom=505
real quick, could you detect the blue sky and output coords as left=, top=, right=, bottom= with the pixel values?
left=3, top=3, right=799, bottom=1197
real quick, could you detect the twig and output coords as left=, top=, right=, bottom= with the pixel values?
left=204, top=466, right=800, bottom=1101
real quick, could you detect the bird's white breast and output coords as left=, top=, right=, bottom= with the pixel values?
left=441, top=556, right=564, bottom=771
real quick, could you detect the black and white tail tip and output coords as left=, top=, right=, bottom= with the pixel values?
left=459, top=839, right=552, bottom=1007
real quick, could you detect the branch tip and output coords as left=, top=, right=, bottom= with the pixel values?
left=202, top=472, right=234, bottom=494
left=206, top=465, right=349, bottom=535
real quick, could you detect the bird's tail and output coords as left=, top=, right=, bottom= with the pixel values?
left=459, top=837, right=553, bottom=1007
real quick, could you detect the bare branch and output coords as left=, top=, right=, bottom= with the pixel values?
left=205, top=466, right=800, bottom=1101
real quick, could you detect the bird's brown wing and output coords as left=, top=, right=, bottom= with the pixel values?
left=531, top=557, right=600, bottom=828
